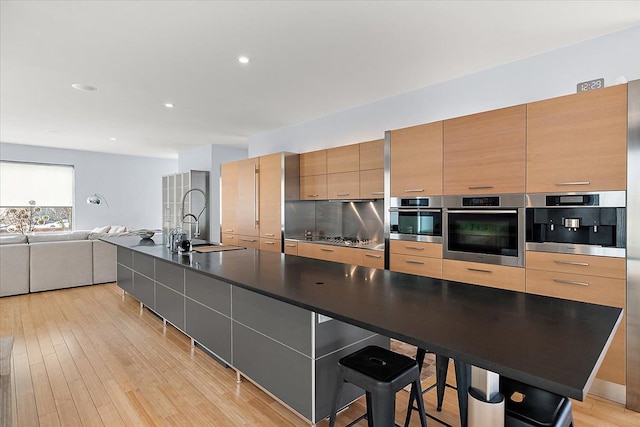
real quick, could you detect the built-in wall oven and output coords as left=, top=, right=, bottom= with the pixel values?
left=443, top=194, right=526, bottom=267
left=389, top=197, right=442, bottom=242
left=526, top=191, right=626, bottom=257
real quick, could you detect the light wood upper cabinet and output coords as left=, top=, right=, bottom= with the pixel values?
left=259, top=153, right=282, bottom=240
left=300, top=175, right=327, bottom=200
left=359, top=139, right=384, bottom=171
left=327, top=171, right=359, bottom=200
left=237, top=158, right=260, bottom=237
left=390, top=122, right=443, bottom=197
left=444, top=105, right=526, bottom=195
left=327, top=144, right=359, bottom=174
left=527, top=84, right=627, bottom=193
left=220, top=162, right=238, bottom=236
left=359, top=169, right=384, bottom=199
left=300, top=150, right=327, bottom=176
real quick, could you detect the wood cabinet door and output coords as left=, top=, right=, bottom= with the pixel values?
left=300, top=150, right=327, bottom=176
left=259, top=153, right=282, bottom=241
left=300, top=175, right=327, bottom=200
left=237, top=158, right=260, bottom=237
left=220, top=162, right=238, bottom=236
left=527, top=84, right=627, bottom=193
left=327, top=171, right=359, bottom=199
left=390, top=254, right=442, bottom=278
left=525, top=269, right=626, bottom=384
left=359, top=139, right=384, bottom=171
left=327, top=144, right=359, bottom=174
left=444, top=105, right=526, bottom=194
left=390, top=122, right=443, bottom=197
left=359, top=169, right=384, bottom=199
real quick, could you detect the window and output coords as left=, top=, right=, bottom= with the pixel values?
left=0, top=161, right=74, bottom=234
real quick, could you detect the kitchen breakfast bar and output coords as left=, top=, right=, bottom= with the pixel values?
left=103, top=235, right=622, bottom=426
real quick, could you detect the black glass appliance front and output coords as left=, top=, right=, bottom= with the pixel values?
left=447, top=211, right=519, bottom=257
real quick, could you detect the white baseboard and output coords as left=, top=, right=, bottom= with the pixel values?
left=588, top=378, right=626, bottom=404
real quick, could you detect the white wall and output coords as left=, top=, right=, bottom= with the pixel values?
left=178, top=144, right=247, bottom=241
left=0, top=142, right=177, bottom=230
left=248, top=25, right=640, bottom=156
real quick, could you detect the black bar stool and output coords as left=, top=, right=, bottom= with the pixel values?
left=501, top=377, right=574, bottom=427
left=404, top=348, right=471, bottom=427
left=328, top=345, right=428, bottom=427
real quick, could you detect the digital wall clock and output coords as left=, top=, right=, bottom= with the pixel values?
left=577, top=78, right=604, bottom=93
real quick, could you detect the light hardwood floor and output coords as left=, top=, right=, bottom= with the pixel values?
left=1, top=283, right=638, bottom=426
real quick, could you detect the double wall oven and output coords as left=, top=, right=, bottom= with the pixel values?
left=443, top=194, right=526, bottom=267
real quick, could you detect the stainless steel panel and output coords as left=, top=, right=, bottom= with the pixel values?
left=384, top=131, right=391, bottom=269
left=390, top=233, right=443, bottom=243
left=443, top=193, right=526, bottom=208
left=627, top=79, right=640, bottom=411
left=526, top=242, right=626, bottom=258
left=526, top=191, right=626, bottom=207
left=389, top=196, right=444, bottom=208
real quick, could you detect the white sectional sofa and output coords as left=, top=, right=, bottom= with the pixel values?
left=0, top=231, right=118, bottom=297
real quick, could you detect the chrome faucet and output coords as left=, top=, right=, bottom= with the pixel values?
left=181, top=188, right=207, bottom=238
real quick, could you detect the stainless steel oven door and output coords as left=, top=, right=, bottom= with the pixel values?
left=443, top=208, right=525, bottom=267
left=389, top=207, right=442, bottom=242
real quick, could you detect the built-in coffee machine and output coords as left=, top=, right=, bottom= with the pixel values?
left=526, top=191, right=626, bottom=257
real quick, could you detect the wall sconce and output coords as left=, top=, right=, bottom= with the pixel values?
left=86, top=193, right=109, bottom=207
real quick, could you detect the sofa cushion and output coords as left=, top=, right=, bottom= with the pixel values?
left=0, top=244, right=30, bottom=297
left=108, top=225, right=127, bottom=234
left=29, top=240, right=93, bottom=292
left=0, top=235, right=28, bottom=245
left=91, top=225, right=111, bottom=234
left=27, top=231, right=90, bottom=243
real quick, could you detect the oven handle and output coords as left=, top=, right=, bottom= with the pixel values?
left=389, top=208, right=441, bottom=213
left=446, top=209, right=518, bottom=214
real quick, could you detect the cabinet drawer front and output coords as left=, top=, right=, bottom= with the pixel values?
left=221, top=233, right=238, bottom=246
left=390, top=254, right=442, bottom=278
left=221, top=224, right=237, bottom=234
left=390, top=240, right=442, bottom=258
left=260, top=229, right=282, bottom=240
left=237, top=235, right=260, bottom=249
left=442, top=259, right=525, bottom=292
left=260, top=238, right=282, bottom=253
left=284, top=240, right=298, bottom=255
left=526, top=251, right=626, bottom=279
left=360, top=250, right=384, bottom=269
left=327, top=172, right=359, bottom=199
left=297, top=242, right=361, bottom=265
left=525, top=269, right=625, bottom=308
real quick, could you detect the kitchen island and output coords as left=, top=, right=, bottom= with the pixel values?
left=103, top=235, right=622, bottom=425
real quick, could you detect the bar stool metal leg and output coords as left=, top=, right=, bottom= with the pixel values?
left=436, top=354, right=450, bottom=411
left=328, top=370, right=344, bottom=427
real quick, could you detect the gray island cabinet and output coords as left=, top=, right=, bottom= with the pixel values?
left=115, top=246, right=387, bottom=424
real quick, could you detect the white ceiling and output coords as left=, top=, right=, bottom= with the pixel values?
left=2, top=1, right=640, bottom=159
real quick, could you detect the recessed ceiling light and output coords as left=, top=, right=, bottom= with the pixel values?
left=164, top=103, right=175, bottom=108
left=110, top=137, right=117, bottom=141
left=71, top=84, right=98, bottom=92
left=238, top=56, right=250, bottom=64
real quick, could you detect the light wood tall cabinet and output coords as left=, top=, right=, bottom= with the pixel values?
left=527, top=84, right=627, bottom=193
left=259, top=153, right=283, bottom=252
left=390, top=122, right=443, bottom=197
left=444, top=105, right=526, bottom=195
left=221, top=153, right=291, bottom=252
left=220, top=162, right=238, bottom=245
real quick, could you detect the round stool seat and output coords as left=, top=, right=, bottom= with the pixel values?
left=328, top=345, right=428, bottom=427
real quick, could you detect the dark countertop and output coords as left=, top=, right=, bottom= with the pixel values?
left=103, top=234, right=622, bottom=401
